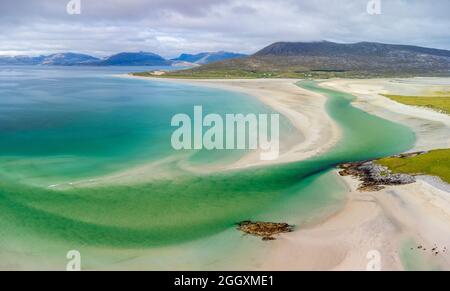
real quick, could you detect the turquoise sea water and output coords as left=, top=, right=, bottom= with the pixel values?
left=0, top=67, right=416, bottom=269
left=0, top=66, right=295, bottom=185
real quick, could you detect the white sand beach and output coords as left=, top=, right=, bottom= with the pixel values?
left=126, top=75, right=450, bottom=271
left=321, top=78, right=450, bottom=152
left=68, top=76, right=341, bottom=188
left=123, top=76, right=341, bottom=170
left=263, top=78, right=450, bottom=271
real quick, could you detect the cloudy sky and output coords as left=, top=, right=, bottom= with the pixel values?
left=1, top=0, right=449, bottom=58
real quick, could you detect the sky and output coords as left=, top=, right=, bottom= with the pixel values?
left=0, top=0, right=449, bottom=58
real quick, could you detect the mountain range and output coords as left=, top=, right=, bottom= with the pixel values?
left=4, top=42, right=450, bottom=78
left=0, top=51, right=246, bottom=67
left=0, top=53, right=99, bottom=66
left=167, top=41, right=450, bottom=78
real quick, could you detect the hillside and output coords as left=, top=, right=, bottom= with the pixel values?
left=171, top=51, right=247, bottom=65
left=94, top=52, right=172, bottom=66
left=150, top=41, right=450, bottom=79
left=41, top=53, right=100, bottom=65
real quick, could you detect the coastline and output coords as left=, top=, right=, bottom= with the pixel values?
left=265, top=78, right=450, bottom=271
left=321, top=78, right=450, bottom=152
left=260, top=168, right=450, bottom=270
left=120, top=75, right=342, bottom=169
left=123, top=75, right=450, bottom=270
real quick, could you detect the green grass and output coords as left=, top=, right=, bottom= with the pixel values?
left=133, top=70, right=286, bottom=79
left=377, top=149, right=450, bottom=184
left=131, top=70, right=395, bottom=80
left=382, top=94, right=450, bottom=115
left=132, top=70, right=333, bottom=79
left=132, top=53, right=450, bottom=80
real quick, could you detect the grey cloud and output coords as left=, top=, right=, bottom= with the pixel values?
left=0, top=0, right=449, bottom=57
left=0, top=0, right=231, bottom=20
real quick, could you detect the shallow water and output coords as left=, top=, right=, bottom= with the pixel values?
left=0, top=66, right=293, bottom=185
left=0, top=67, right=416, bottom=269
left=399, top=239, right=441, bottom=271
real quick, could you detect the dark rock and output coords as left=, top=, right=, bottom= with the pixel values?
left=237, top=221, right=294, bottom=241
left=338, top=159, right=416, bottom=192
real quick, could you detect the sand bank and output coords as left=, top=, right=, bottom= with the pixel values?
left=321, top=78, right=450, bottom=152
left=67, top=76, right=340, bottom=188
left=261, top=172, right=450, bottom=270
left=123, top=76, right=341, bottom=170
left=262, top=78, right=450, bottom=271
left=122, top=76, right=450, bottom=271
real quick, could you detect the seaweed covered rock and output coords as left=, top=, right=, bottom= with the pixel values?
left=339, top=160, right=416, bottom=191
left=237, top=221, right=294, bottom=241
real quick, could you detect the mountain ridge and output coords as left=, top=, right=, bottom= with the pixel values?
left=0, top=51, right=247, bottom=67
left=254, top=41, right=450, bottom=58
left=0, top=53, right=99, bottom=66
left=158, top=41, right=450, bottom=78
left=93, top=52, right=171, bottom=66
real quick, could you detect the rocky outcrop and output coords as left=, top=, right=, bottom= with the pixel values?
left=339, top=161, right=416, bottom=191
left=237, top=221, right=294, bottom=241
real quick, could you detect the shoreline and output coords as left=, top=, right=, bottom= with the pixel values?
left=122, top=75, right=450, bottom=270
left=263, top=78, right=450, bottom=271
left=120, top=75, right=342, bottom=170
left=321, top=78, right=450, bottom=152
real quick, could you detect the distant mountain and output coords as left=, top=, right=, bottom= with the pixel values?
left=41, top=53, right=99, bottom=65
left=0, top=53, right=99, bottom=66
left=171, top=41, right=450, bottom=78
left=0, top=52, right=171, bottom=66
left=93, top=52, right=172, bottom=66
left=0, top=55, right=44, bottom=65
left=254, top=41, right=450, bottom=58
left=172, top=51, right=247, bottom=65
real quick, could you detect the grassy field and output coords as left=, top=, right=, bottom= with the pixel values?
left=132, top=70, right=289, bottom=79
left=377, top=149, right=450, bottom=184
left=131, top=70, right=364, bottom=79
left=382, top=94, right=450, bottom=115
left=132, top=67, right=450, bottom=79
